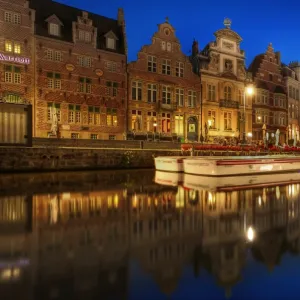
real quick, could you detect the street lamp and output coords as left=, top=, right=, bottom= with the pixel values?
left=242, top=84, right=254, bottom=144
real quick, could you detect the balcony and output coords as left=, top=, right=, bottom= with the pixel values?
left=219, top=99, right=240, bottom=109
left=157, top=100, right=177, bottom=111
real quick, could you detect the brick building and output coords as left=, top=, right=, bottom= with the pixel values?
left=0, top=0, right=127, bottom=140
left=248, top=43, right=287, bottom=143
left=282, top=62, right=300, bottom=143
left=127, top=18, right=202, bottom=142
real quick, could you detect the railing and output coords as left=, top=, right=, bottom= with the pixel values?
left=219, top=99, right=240, bottom=109
left=157, top=100, right=177, bottom=111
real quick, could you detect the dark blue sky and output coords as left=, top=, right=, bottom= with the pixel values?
left=56, top=0, right=300, bottom=66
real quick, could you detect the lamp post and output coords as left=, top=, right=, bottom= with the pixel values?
left=242, top=85, right=254, bottom=144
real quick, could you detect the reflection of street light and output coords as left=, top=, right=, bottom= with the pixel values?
left=153, top=122, right=157, bottom=133
left=242, top=84, right=254, bottom=144
left=246, top=226, right=255, bottom=242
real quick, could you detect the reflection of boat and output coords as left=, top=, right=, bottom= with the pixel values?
left=184, top=171, right=300, bottom=191
left=155, top=171, right=184, bottom=186
left=183, top=155, right=300, bottom=176
left=154, top=156, right=187, bottom=172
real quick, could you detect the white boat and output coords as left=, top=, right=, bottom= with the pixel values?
left=154, top=156, right=188, bottom=172
left=183, top=155, right=300, bottom=176
left=154, top=171, right=184, bottom=186
left=184, top=171, right=300, bottom=191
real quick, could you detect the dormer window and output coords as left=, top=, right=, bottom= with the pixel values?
left=104, top=31, right=118, bottom=50
left=46, top=15, right=63, bottom=37
left=49, top=23, right=59, bottom=36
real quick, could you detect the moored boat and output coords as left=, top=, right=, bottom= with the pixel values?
left=154, top=156, right=187, bottom=172
left=183, top=155, right=300, bottom=176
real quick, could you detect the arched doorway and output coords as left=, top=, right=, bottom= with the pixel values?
left=187, top=116, right=198, bottom=142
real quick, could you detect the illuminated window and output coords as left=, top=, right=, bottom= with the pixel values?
left=224, top=112, right=232, bottom=130
left=131, top=110, right=142, bottom=131
left=5, top=41, right=12, bottom=52
left=161, top=113, right=171, bottom=133
left=90, top=134, right=98, bottom=140
left=208, top=110, right=216, bottom=128
left=106, top=108, right=117, bottom=126
left=175, top=114, right=184, bottom=135
left=14, top=43, right=21, bottom=54
left=147, top=111, right=157, bottom=132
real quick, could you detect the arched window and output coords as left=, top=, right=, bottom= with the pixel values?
left=224, top=86, right=232, bottom=100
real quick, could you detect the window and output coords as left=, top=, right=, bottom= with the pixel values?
left=5, top=12, right=21, bottom=24
left=162, top=59, right=171, bottom=75
left=296, top=106, right=299, bottom=119
left=71, top=133, right=79, bottom=139
left=91, top=134, right=98, bottom=140
left=79, top=30, right=91, bottom=42
left=176, top=88, right=184, bottom=106
left=289, top=86, right=293, bottom=98
left=147, top=84, right=157, bottom=103
left=208, top=85, right=216, bottom=101
left=148, top=56, right=157, bottom=72
left=175, top=115, right=184, bottom=135
left=147, top=112, right=157, bottom=131
left=238, top=90, right=243, bottom=104
left=79, top=77, right=92, bottom=93
left=274, top=95, right=285, bottom=107
left=296, top=90, right=299, bottom=100
left=208, top=110, right=216, bottom=129
left=68, top=105, right=81, bottom=123
left=167, top=42, right=172, bottom=52
left=132, top=81, right=142, bottom=101
left=176, top=62, right=184, bottom=77
left=5, top=41, right=12, bottom=52
left=47, top=72, right=61, bottom=89
left=131, top=110, right=142, bottom=131
left=162, top=113, right=171, bottom=133
left=88, top=106, right=100, bottom=125
left=5, top=41, right=20, bottom=54
left=49, top=23, right=59, bottom=36
left=5, top=65, right=21, bottom=84
left=224, top=112, right=232, bottom=130
left=255, top=111, right=262, bottom=123
left=78, top=56, right=92, bottom=67
left=161, top=41, right=166, bottom=51
left=106, top=61, right=117, bottom=72
left=106, top=37, right=115, bottom=49
left=47, top=103, right=61, bottom=122
left=162, top=86, right=171, bottom=104
left=188, top=90, right=196, bottom=107
left=54, top=51, right=62, bottom=62
left=224, top=86, right=232, bottom=100
left=106, top=81, right=118, bottom=97
left=269, top=73, right=273, bottom=81
left=279, top=114, right=285, bottom=126
left=107, top=108, right=118, bottom=126
left=109, top=135, right=116, bottom=140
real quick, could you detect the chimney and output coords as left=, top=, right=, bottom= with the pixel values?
left=117, top=8, right=124, bottom=25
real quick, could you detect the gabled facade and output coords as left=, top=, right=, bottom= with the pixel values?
left=282, top=62, right=300, bottom=143
left=192, top=19, right=251, bottom=142
left=127, top=19, right=202, bottom=142
left=248, top=43, right=287, bottom=143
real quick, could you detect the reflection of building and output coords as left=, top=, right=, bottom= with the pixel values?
left=248, top=43, right=287, bottom=143
left=127, top=18, right=201, bottom=142
left=192, top=19, right=250, bottom=141
left=130, top=186, right=202, bottom=296
left=282, top=62, right=300, bottom=143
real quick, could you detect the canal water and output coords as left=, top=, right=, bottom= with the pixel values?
left=0, top=169, right=300, bottom=300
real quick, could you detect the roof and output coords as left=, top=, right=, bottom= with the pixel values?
left=247, top=54, right=264, bottom=77
left=29, top=0, right=125, bottom=54
left=281, top=63, right=299, bottom=81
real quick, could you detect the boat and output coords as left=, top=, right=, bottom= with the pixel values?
left=183, top=155, right=300, bottom=176
left=183, top=171, right=300, bottom=191
left=154, top=156, right=188, bottom=172
left=154, top=171, right=184, bottom=186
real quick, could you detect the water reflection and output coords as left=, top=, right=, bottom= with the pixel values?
left=0, top=170, right=300, bottom=299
